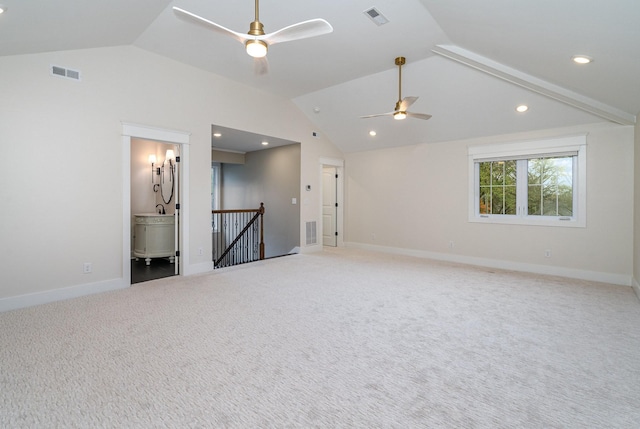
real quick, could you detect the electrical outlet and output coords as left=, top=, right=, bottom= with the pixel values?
left=198, top=247, right=203, bottom=256
left=448, top=241, right=455, bottom=249
left=83, top=262, right=92, bottom=273
left=544, top=249, right=552, bottom=258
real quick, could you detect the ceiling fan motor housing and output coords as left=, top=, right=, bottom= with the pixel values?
left=248, top=20, right=265, bottom=36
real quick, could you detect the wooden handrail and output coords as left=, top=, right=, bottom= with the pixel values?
left=213, top=207, right=264, bottom=214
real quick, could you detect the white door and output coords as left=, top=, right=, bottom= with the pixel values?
left=322, top=167, right=337, bottom=246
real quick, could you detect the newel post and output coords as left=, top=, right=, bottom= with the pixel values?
left=259, top=202, right=265, bottom=260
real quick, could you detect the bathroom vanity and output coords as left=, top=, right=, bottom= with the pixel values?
left=133, top=214, right=175, bottom=265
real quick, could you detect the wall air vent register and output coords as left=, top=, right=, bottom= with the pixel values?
left=50, top=65, right=81, bottom=81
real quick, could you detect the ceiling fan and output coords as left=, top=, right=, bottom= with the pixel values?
left=361, top=57, right=432, bottom=121
left=173, top=0, right=333, bottom=60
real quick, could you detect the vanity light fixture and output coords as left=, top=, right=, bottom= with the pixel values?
left=572, top=55, right=593, bottom=64
left=162, top=149, right=176, bottom=183
left=148, top=154, right=160, bottom=183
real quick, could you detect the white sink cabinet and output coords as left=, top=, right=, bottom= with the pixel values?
left=133, top=214, right=175, bottom=265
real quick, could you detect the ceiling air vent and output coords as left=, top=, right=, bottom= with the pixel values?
left=363, top=7, right=389, bottom=26
left=50, top=65, right=81, bottom=81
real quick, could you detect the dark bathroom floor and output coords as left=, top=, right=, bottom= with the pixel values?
left=131, top=257, right=176, bottom=284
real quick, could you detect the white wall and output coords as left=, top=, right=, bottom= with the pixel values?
left=345, top=122, right=634, bottom=285
left=131, top=139, right=177, bottom=216
left=221, top=144, right=301, bottom=257
left=0, top=45, right=342, bottom=309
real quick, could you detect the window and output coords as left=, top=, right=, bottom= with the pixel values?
left=211, top=163, right=220, bottom=211
left=469, top=135, right=586, bottom=227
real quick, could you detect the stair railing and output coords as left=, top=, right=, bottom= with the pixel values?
left=212, top=203, right=265, bottom=268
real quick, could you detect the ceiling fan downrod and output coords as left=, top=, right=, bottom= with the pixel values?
left=394, top=56, right=406, bottom=118
left=246, top=0, right=267, bottom=57
left=248, top=0, right=264, bottom=36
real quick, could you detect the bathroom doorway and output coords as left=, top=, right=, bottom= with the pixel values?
left=130, top=139, right=181, bottom=284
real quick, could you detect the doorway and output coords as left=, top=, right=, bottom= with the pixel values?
left=122, top=123, right=190, bottom=287
left=131, top=140, right=180, bottom=284
left=320, top=158, right=344, bottom=248
left=322, top=166, right=337, bottom=247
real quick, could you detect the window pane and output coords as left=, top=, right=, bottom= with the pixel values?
left=491, top=161, right=504, bottom=185
left=528, top=184, right=542, bottom=215
left=492, top=190, right=504, bottom=214
left=527, top=157, right=573, bottom=217
left=505, top=161, right=517, bottom=186
left=479, top=162, right=491, bottom=186
left=479, top=186, right=491, bottom=214
left=505, top=185, right=517, bottom=214
left=478, top=161, right=517, bottom=215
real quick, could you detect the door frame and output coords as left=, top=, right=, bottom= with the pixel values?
left=122, top=123, right=191, bottom=286
left=319, top=157, right=344, bottom=247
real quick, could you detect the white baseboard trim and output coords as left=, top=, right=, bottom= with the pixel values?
left=0, top=278, right=128, bottom=313
left=345, top=242, right=632, bottom=287
left=184, top=261, right=215, bottom=276
left=299, top=244, right=323, bottom=254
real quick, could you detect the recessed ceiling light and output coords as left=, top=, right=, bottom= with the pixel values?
left=261, top=141, right=269, bottom=146
left=213, top=132, right=222, bottom=137
left=369, top=130, right=377, bottom=136
left=572, top=55, right=593, bottom=64
left=516, top=105, right=529, bottom=113
left=0, top=6, right=7, bottom=14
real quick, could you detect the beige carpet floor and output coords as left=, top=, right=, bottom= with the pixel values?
left=1, top=248, right=639, bottom=428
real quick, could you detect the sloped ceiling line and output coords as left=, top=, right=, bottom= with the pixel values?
left=432, top=45, right=636, bottom=126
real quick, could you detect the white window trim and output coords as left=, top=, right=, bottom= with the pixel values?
left=468, top=134, right=587, bottom=228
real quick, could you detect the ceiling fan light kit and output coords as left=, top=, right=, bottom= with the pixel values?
left=246, top=39, right=267, bottom=58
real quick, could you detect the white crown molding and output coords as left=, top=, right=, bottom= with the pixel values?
left=432, top=45, right=636, bottom=126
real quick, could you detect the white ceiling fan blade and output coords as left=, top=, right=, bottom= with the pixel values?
left=399, top=96, right=419, bottom=111
left=360, top=112, right=395, bottom=119
left=173, top=7, right=250, bottom=44
left=265, top=19, right=333, bottom=45
left=253, top=57, right=269, bottom=75
left=406, top=112, right=432, bottom=120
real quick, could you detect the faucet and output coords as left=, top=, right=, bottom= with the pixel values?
left=156, top=204, right=166, bottom=214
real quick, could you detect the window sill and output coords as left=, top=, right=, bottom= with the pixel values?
left=468, top=214, right=585, bottom=228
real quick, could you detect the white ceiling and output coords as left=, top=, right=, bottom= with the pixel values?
left=1, top=0, right=638, bottom=153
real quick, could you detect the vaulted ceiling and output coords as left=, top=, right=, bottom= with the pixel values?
left=1, top=0, right=638, bottom=153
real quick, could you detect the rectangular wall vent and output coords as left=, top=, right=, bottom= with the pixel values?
left=305, top=221, right=317, bottom=246
left=363, top=7, right=389, bottom=26
left=50, top=65, right=81, bottom=81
